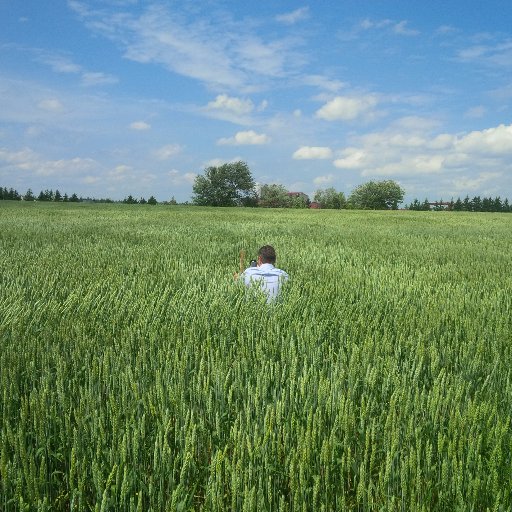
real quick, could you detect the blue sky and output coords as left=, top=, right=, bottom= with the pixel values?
left=1, top=1, right=512, bottom=203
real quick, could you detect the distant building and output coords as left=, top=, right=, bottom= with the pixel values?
left=309, top=201, right=321, bottom=209
left=287, top=192, right=309, bottom=200
left=428, top=201, right=452, bottom=210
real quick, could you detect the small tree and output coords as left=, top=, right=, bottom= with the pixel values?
left=192, top=161, right=256, bottom=207
left=348, top=180, right=404, bottom=210
left=259, top=184, right=290, bottom=208
left=147, top=195, right=158, bottom=205
left=313, top=188, right=346, bottom=209
left=24, top=189, right=35, bottom=201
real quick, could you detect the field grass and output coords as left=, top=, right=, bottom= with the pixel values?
left=1, top=201, right=511, bottom=511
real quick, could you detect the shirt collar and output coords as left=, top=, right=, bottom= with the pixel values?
left=259, top=263, right=275, bottom=270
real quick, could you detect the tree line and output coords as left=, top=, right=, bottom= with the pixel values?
left=4, top=161, right=510, bottom=211
left=0, top=187, right=166, bottom=205
left=191, top=161, right=406, bottom=210
left=408, top=196, right=512, bottom=213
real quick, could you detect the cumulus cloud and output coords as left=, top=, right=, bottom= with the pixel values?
left=203, top=157, right=243, bottom=169
left=153, top=144, right=182, bottom=160
left=333, top=148, right=366, bottom=169
left=0, top=147, right=98, bottom=176
left=82, top=175, right=100, bottom=184
left=303, top=75, right=346, bottom=93
left=207, top=94, right=255, bottom=116
left=217, top=130, right=270, bottom=145
left=293, top=146, right=333, bottom=159
left=452, top=172, right=502, bottom=192
left=332, top=121, right=512, bottom=181
left=316, top=95, right=378, bottom=121
left=168, top=169, right=196, bottom=185
left=455, top=124, right=512, bottom=154
left=313, top=174, right=335, bottom=185
left=129, top=121, right=151, bottom=130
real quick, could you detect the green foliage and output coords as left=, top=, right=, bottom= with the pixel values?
left=410, top=195, right=512, bottom=213
left=23, top=189, right=35, bottom=201
left=313, top=187, right=346, bottom=209
left=193, top=161, right=257, bottom=207
left=123, top=195, right=137, bottom=204
left=1, top=202, right=512, bottom=511
left=348, top=180, right=405, bottom=210
left=258, top=184, right=290, bottom=208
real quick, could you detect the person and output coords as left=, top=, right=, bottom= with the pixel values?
left=238, top=245, right=289, bottom=302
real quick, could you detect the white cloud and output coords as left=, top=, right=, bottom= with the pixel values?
left=456, top=40, right=512, bottom=68
left=257, top=100, right=268, bottom=111
left=293, top=146, right=333, bottom=160
left=0, top=147, right=98, bottom=176
left=359, top=18, right=418, bottom=36
left=464, top=106, right=487, bottom=119
left=110, top=164, right=131, bottom=175
left=82, top=175, right=100, bottom=184
left=275, top=7, right=310, bottom=25
left=217, top=130, right=270, bottom=146
left=451, top=172, right=502, bottom=192
left=333, top=148, right=366, bottom=169
left=70, top=3, right=301, bottom=91
left=313, top=174, right=335, bottom=185
left=393, top=21, right=420, bottom=36
left=81, top=72, right=118, bottom=86
left=360, top=18, right=393, bottom=30
left=154, top=144, right=182, bottom=160
left=207, top=95, right=254, bottom=116
left=36, top=52, right=82, bottom=74
left=456, top=124, right=512, bottom=154
left=332, top=122, right=512, bottom=182
left=168, top=169, right=196, bottom=185
left=129, top=121, right=151, bottom=130
left=316, top=95, right=378, bottom=121
left=203, top=157, right=243, bottom=169
left=303, top=75, right=346, bottom=93
left=38, top=99, right=64, bottom=112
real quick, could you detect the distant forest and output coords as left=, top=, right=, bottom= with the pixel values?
left=0, top=187, right=167, bottom=205
left=407, top=196, right=512, bottom=213
left=2, top=185, right=512, bottom=212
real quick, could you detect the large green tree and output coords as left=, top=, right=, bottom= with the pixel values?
left=192, top=161, right=257, bottom=207
left=348, top=180, right=405, bottom=210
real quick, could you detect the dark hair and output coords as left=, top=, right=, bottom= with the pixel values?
left=258, top=245, right=276, bottom=264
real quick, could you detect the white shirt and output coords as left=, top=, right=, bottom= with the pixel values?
left=241, top=263, right=289, bottom=302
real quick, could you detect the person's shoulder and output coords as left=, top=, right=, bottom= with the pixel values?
left=275, top=267, right=289, bottom=278
left=242, top=266, right=259, bottom=276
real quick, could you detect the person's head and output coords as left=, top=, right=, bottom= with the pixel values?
left=257, top=245, right=276, bottom=265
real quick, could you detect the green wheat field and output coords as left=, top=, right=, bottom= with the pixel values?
left=1, top=202, right=511, bottom=511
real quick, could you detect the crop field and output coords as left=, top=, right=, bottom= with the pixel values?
left=0, top=201, right=511, bottom=511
